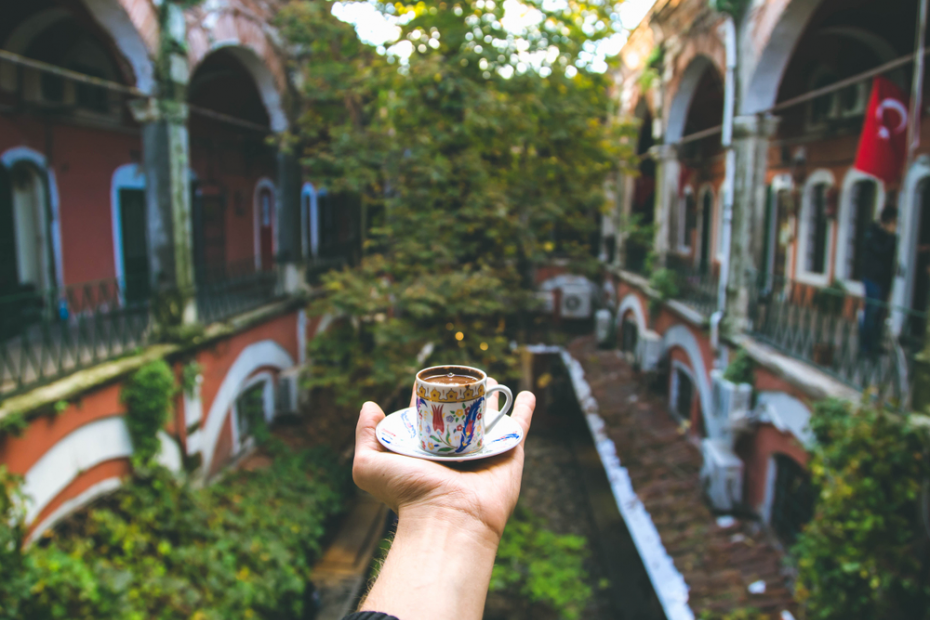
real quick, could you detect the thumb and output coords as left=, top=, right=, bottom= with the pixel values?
left=356, top=401, right=387, bottom=453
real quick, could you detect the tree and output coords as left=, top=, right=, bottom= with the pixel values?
left=277, top=0, right=637, bottom=407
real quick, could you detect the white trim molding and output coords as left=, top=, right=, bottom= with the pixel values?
left=200, top=340, right=295, bottom=471
left=661, top=325, right=714, bottom=438
left=301, top=182, right=319, bottom=259
left=1, top=146, right=64, bottom=291
left=22, top=416, right=132, bottom=523
left=795, top=169, right=835, bottom=287
left=617, top=293, right=648, bottom=334
left=835, top=169, right=883, bottom=296
left=27, top=477, right=122, bottom=545
left=892, top=155, right=930, bottom=334
left=110, top=163, right=147, bottom=289
left=231, top=370, right=275, bottom=453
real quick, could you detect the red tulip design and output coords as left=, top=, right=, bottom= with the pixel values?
left=431, top=404, right=445, bottom=433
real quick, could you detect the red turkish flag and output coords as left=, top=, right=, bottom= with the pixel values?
left=853, top=76, right=909, bottom=185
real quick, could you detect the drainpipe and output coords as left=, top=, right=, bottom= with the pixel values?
left=713, top=16, right=738, bottom=366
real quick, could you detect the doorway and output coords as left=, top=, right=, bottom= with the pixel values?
left=117, top=188, right=150, bottom=304
left=257, top=185, right=275, bottom=270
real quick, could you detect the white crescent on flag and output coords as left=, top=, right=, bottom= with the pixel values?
left=876, top=98, right=908, bottom=140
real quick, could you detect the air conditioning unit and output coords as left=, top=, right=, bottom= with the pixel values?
left=560, top=285, right=592, bottom=319
left=636, top=330, right=663, bottom=371
left=276, top=368, right=301, bottom=416
left=711, top=370, right=753, bottom=439
left=700, top=438, right=744, bottom=511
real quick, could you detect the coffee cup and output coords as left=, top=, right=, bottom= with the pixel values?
left=414, top=365, right=513, bottom=456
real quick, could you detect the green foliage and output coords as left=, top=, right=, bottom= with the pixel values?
left=181, top=361, right=203, bottom=398
left=698, top=609, right=769, bottom=620
left=792, top=400, right=930, bottom=619
left=722, top=349, right=755, bottom=385
left=491, top=505, right=592, bottom=620
left=120, top=360, right=177, bottom=466
left=0, top=448, right=348, bottom=620
left=648, top=268, right=679, bottom=315
left=708, top=0, right=750, bottom=18
left=278, top=0, right=637, bottom=406
left=637, top=45, right=665, bottom=92
left=0, top=411, right=28, bottom=439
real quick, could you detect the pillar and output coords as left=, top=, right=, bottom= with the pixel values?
left=130, top=3, right=196, bottom=325
left=650, top=144, right=679, bottom=268
left=723, top=114, right=779, bottom=336
left=276, top=148, right=305, bottom=293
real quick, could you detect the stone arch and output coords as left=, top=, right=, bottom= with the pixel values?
left=22, top=416, right=180, bottom=538
left=82, top=0, right=158, bottom=93
left=661, top=325, right=713, bottom=436
left=617, top=293, right=647, bottom=333
left=741, top=0, right=822, bottom=115
left=200, top=340, right=295, bottom=471
left=186, top=10, right=288, bottom=132
left=665, top=54, right=721, bottom=144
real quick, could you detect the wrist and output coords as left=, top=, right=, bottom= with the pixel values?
left=397, top=503, right=504, bottom=547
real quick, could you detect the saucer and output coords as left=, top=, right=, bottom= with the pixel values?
left=376, top=407, right=524, bottom=462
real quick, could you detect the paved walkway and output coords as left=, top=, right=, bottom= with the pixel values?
left=568, top=336, right=797, bottom=618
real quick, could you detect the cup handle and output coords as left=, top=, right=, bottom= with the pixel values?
left=484, top=385, right=513, bottom=432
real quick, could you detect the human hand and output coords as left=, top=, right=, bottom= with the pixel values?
left=352, top=378, right=535, bottom=541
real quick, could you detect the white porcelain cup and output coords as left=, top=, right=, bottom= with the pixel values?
left=414, top=365, right=513, bottom=456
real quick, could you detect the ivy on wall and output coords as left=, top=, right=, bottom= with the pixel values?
left=708, top=0, right=750, bottom=19
left=120, top=360, right=177, bottom=467
left=793, top=400, right=930, bottom=619
left=0, top=448, right=349, bottom=620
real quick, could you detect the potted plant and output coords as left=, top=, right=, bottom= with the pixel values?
left=712, top=349, right=754, bottom=437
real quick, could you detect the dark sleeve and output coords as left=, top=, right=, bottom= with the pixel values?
left=342, top=613, right=400, bottom=620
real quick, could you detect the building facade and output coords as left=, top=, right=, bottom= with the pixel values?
left=607, top=0, right=929, bottom=547
left=0, top=0, right=357, bottom=540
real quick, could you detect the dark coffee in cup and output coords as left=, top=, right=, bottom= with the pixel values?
left=421, top=373, right=477, bottom=386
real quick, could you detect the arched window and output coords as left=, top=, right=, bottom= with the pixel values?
left=837, top=172, right=883, bottom=291
left=797, top=171, right=835, bottom=285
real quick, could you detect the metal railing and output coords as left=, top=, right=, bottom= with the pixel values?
left=748, top=273, right=927, bottom=407
left=666, top=254, right=719, bottom=317
left=195, top=259, right=284, bottom=325
left=0, top=275, right=152, bottom=397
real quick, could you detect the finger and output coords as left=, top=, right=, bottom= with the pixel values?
left=356, top=401, right=387, bottom=453
left=510, top=391, right=535, bottom=441
left=486, top=377, right=500, bottom=415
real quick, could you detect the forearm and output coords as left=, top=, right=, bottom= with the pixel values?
left=360, top=507, right=501, bottom=620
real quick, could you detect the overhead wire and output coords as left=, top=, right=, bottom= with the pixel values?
left=0, top=49, right=272, bottom=135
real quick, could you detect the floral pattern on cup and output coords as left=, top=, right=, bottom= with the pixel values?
left=414, top=364, right=513, bottom=456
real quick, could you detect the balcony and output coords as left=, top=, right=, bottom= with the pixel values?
left=0, top=258, right=348, bottom=398
left=666, top=254, right=719, bottom=318
left=748, top=274, right=926, bottom=407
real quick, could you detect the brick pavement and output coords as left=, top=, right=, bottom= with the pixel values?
left=568, top=336, right=798, bottom=618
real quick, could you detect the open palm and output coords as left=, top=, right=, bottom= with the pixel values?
left=352, top=379, right=535, bottom=538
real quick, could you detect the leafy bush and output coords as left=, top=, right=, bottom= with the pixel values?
left=490, top=504, right=592, bottom=620
left=0, top=448, right=349, bottom=620
left=121, top=360, right=177, bottom=466
left=648, top=268, right=679, bottom=315
left=722, top=349, right=755, bottom=385
left=793, top=399, right=930, bottom=619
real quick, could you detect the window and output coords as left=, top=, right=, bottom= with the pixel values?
left=797, top=172, right=834, bottom=284
left=235, top=382, right=267, bottom=448
left=678, top=187, right=696, bottom=252
left=770, top=454, right=815, bottom=545
left=670, top=364, right=694, bottom=422
left=843, top=180, right=878, bottom=282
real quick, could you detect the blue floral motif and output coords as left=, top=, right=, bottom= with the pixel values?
left=490, top=432, right=520, bottom=444
left=401, top=411, right=416, bottom=438
left=455, top=397, right=484, bottom=453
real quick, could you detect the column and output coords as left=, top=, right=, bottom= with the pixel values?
left=722, top=114, right=779, bottom=336
left=276, top=148, right=306, bottom=293
left=649, top=144, right=679, bottom=267
left=130, top=3, right=196, bottom=325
